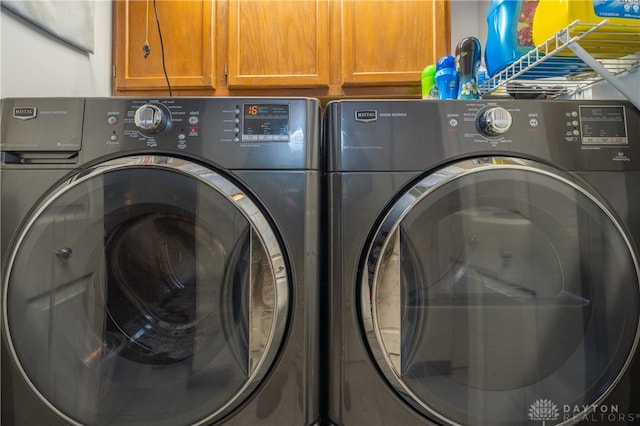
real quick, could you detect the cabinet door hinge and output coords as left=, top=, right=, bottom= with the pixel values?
left=112, top=65, right=116, bottom=78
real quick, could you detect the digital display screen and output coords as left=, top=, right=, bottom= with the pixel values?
left=242, top=104, right=290, bottom=142
left=579, top=106, right=628, bottom=145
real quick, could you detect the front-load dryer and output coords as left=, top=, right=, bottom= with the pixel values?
left=1, top=97, right=321, bottom=426
left=325, top=99, right=640, bottom=426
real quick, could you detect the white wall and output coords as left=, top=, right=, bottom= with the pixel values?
left=574, top=71, right=640, bottom=101
left=450, top=0, right=490, bottom=55
left=0, top=0, right=112, bottom=97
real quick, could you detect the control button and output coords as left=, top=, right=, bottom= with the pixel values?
left=234, top=118, right=240, bottom=124
left=233, top=137, right=240, bottom=143
left=449, top=118, right=459, bottom=127
left=188, top=116, right=199, bottom=125
left=572, top=120, right=579, bottom=127
left=234, top=127, right=240, bottom=133
left=134, top=103, right=169, bottom=134
left=573, top=129, right=580, bottom=136
left=107, top=115, right=118, bottom=125
left=178, top=134, right=186, bottom=140
left=571, top=111, right=578, bottom=117
left=110, top=134, right=118, bottom=141
left=477, top=106, right=512, bottom=136
left=529, top=118, right=539, bottom=127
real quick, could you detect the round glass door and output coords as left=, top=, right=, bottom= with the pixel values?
left=361, top=157, right=640, bottom=426
left=3, top=155, right=289, bottom=426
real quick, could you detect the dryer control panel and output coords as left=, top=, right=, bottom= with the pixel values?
left=476, top=106, right=513, bottom=136
left=441, top=101, right=630, bottom=148
left=328, top=99, right=640, bottom=172
left=576, top=105, right=629, bottom=146
left=444, top=101, right=636, bottom=170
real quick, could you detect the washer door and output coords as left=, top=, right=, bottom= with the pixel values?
left=3, top=155, right=289, bottom=426
left=361, top=157, right=640, bottom=426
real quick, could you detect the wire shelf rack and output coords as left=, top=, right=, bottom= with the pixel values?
left=478, top=20, right=640, bottom=109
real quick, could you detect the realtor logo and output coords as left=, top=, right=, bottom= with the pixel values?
left=529, top=399, right=560, bottom=425
left=354, top=110, right=377, bottom=123
left=528, top=399, right=639, bottom=423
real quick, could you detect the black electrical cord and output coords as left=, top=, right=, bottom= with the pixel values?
left=153, top=0, right=172, bottom=96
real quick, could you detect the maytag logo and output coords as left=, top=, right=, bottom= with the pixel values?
left=355, top=110, right=377, bottom=123
left=13, top=107, right=37, bottom=120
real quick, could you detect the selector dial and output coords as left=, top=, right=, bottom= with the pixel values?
left=477, top=106, right=512, bottom=136
left=134, top=103, right=170, bottom=134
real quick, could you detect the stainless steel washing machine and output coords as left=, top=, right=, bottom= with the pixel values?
left=1, top=97, right=320, bottom=426
left=325, top=99, right=640, bottom=426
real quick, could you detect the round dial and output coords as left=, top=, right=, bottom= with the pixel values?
left=134, top=104, right=169, bottom=134
left=477, top=106, right=512, bottom=136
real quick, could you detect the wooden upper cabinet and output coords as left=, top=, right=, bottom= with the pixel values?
left=227, top=0, right=330, bottom=88
left=112, top=0, right=450, bottom=98
left=113, top=0, right=214, bottom=93
left=340, top=0, right=450, bottom=87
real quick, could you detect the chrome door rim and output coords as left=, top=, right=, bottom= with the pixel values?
left=2, top=154, right=290, bottom=426
left=360, top=156, right=640, bottom=426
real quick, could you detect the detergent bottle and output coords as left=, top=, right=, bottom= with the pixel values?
left=456, top=37, right=482, bottom=99
left=484, top=0, right=539, bottom=77
left=421, top=64, right=438, bottom=99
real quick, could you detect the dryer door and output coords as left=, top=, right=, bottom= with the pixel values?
left=361, top=157, right=640, bottom=426
left=3, top=155, right=289, bottom=426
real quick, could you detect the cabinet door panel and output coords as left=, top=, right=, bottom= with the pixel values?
left=341, top=0, right=449, bottom=86
left=113, top=0, right=214, bottom=92
left=228, top=0, right=329, bottom=88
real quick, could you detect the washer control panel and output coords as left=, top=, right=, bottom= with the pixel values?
left=100, top=99, right=206, bottom=150
left=241, top=103, right=290, bottom=142
left=96, top=98, right=307, bottom=149
left=83, top=97, right=318, bottom=169
left=0, top=97, right=319, bottom=168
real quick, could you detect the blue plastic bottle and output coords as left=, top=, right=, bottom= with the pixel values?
left=484, top=0, right=538, bottom=77
left=434, top=56, right=459, bottom=100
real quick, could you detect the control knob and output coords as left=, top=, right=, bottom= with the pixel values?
left=477, top=106, right=512, bottom=136
left=134, top=103, right=169, bottom=134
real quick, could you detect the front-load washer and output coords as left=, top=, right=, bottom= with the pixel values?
left=325, top=99, right=640, bottom=426
left=1, top=97, right=320, bottom=426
